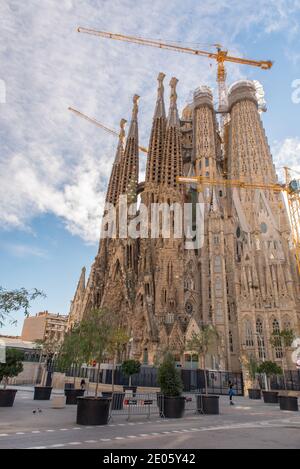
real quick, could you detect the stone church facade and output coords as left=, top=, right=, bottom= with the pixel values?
left=68, top=75, right=300, bottom=372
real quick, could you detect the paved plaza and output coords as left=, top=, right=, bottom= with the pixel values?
left=0, top=387, right=299, bottom=449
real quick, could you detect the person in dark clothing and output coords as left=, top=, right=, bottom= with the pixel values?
left=80, top=379, right=86, bottom=391
left=228, top=380, right=235, bottom=405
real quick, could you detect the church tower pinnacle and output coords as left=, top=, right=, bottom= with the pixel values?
left=161, top=77, right=182, bottom=190
left=105, top=118, right=127, bottom=205
left=145, top=72, right=166, bottom=188
left=119, top=95, right=140, bottom=199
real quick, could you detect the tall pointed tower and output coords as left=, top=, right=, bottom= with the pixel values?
left=105, top=118, right=127, bottom=205
left=142, top=72, right=167, bottom=208
left=67, top=267, right=86, bottom=328
left=225, top=80, right=299, bottom=368
left=119, top=94, right=139, bottom=202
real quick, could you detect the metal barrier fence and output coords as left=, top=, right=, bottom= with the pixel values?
left=258, top=370, right=300, bottom=391
left=49, top=361, right=244, bottom=395
left=106, top=391, right=205, bottom=421
left=107, top=392, right=161, bottom=420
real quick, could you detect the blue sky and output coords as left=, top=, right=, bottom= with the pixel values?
left=0, top=0, right=300, bottom=335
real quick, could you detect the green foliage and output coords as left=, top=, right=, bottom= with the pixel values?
left=77, top=309, right=114, bottom=365
left=106, top=327, right=130, bottom=360
left=186, top=325, right=219, bottom=364
left=247, top=355, right=259, bottom=382
left=0, top=348, right=24, bottom=387
left=72, top=309, right=120, bottom=396
left=157, top=352, right=183, bottom=397
left=121, top=359, right=141, bottom=378
left=0, top=287, right=46, bottom=327
left=257, top=361, right=282, bottom=377
left=56, top=325, right=82, bottom=372
left=270, top=328, right=295, bottom=350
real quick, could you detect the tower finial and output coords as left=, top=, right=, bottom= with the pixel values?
left=170, top=77, right=178, bottom=105
left=154, top=72, right=166, bottom=119
left=168, top=77, right=179, bottom=126
left=132, top=94, right=140, bottom=120
left=158, top=72, right=165, bottom=94
left=119, top=118, right=127, bottom=146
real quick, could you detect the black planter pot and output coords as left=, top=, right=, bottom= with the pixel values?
left=248, top=389, right=262, bottom=400
left=102, top=392, right=125, bottom=410
left=0, top=389, right=18, bottom=407
left=159, top=396, right=185, bottom=418
left=197, top=395, right=220, bottom=415
left=262, top=390, right=279, bottom=404
left=65, top=389, right=85, bottom=405
left=34, top=386, right=52, bottom=400
left=76, top=397, right=111, bottom=425
left=279, top=395, right=298, bottom=411
left=123, top=386, right=137, bottom=395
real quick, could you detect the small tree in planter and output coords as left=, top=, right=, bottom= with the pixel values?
left=186, top=325, right=220, bottom=414
left=270, top=328, right=295, bottom=390
left=258, top=361, right=282, bottom=403
left=33, top=336, right=60, bottom=400
left=157, top=352, right=184, bottom=418
left=121, top=359, right=141, bottom=393
left=0, top=348, right=24, bottom=407
left=107, top=327, right=130, bottom=393
left=243, top=355, right=261, bottom=399
left=56, top=325, right=85, bottom=404
left=75, top=308, right=116, bottom=425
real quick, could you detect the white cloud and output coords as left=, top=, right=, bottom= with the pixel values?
left=272, top=137, right=300, bottom=182
left=0, top=0, right=299, bottom=243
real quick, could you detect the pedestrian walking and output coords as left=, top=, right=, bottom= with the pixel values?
left=228, top=380, right=235, bottom=405
left=80, top=379, right=86, bottom=391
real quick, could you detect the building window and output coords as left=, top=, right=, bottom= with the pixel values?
left=214, top=255, right=221, bottom=272
left=216, top=302, right=223, bottom=323
left=244, top=319, right=254, bottom=347
left=215, top=277, right=222, bottom=297
left=272, top=318, right=283, bottom=359
left=143, top=348, right=148, bottom=365
left=214, top=236, right=220, bottom=245
left=165, top=313, right=174, bottom=324
left=229, top=331, right=233, bottom=353
left=256, top=318, right=266, bottom=360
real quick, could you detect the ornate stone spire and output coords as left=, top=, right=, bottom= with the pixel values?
left=105, top=118, right=127, bottom=204
left=227, top=80, right=277, bottom=184
left=78, top=266, right=86, bottom=293
left=145, top=73, right=166, bottom=186
left=154, top=72, right=166, bottom=119
left=119, top=95, right=139, bottom=197
left=161, top=77, right=182, bottom=189
left=167, top=77, right=179, bottom=127
left=128, top=94, right=139, bottom=138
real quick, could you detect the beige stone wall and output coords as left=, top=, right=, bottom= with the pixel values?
left=21, top=316, right=46, bottom=342
left=7, top=362, right=39, bottom=385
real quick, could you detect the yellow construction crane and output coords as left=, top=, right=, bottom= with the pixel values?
left=68, top=106, right=148, bottom=154
left=77, top=27, right=273, bottom=111
left=176, top=174, right=300, bottom=274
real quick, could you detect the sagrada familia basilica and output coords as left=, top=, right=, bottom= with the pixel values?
left=68, top=74, right=300, bottom=372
